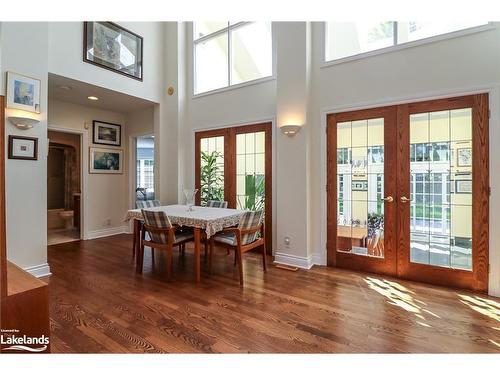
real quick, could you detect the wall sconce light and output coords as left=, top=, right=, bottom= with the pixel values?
left=280, top=124, right=301, bottom=137
left=8, top=116, right=40, bottom=130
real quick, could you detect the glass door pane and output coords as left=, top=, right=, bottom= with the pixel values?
left=337, top=118, right=385, bottom=258
left=409, top=108, right=473, bottom=270
left=236, top=131, right=265, bottom=211
left=200, top=136, right=225, bottom=205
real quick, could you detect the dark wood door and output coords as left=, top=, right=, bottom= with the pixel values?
left=327, top=94, right=489, bottom=293
left=327, top=106, right=399, bottom=276
left=195, top=122, right=273, bottom=254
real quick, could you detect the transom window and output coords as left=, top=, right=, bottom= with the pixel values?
left=325, top=21, right=489, bottom=62
left=193, top=22, right=273, bottom=95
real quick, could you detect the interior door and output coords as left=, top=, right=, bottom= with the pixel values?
left=327, top=106, right=398, bottom=276
left=397, top=95, right=489, bottom=292
left=195, top=123, right=273, bottom=254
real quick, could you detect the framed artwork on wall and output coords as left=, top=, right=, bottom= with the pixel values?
left=83, top=22, right=143, bottom=81
left=93, top=120, right=122, bottom=146
left=8, top=135, right=38, bottom=160
left=457, top=148, right=472, bottom=167
left=455, top=179, right=472, bottom=194
left=90, top=147, right=123, bottom=174
left=6, top=72, right=41, bottom=113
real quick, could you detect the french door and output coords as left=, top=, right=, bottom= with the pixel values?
left=327, top=94, right=489, bottom=292
left=195, top=122, right=272, bottom=254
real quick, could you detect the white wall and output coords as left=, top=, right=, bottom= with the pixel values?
left=48, top=22, right=164, bottom=103
left=1, top=23, right=49, bottom=271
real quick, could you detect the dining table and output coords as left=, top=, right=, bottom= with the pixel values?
left=124, top=204, right=245, bottom=282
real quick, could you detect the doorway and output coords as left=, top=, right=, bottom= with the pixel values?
left=47, top=130, right=82, bottom=245
left=327, top=94, right=489, bottom=292
left=135, top=134, right=155, bottom=203
left=195, top=122, right=273, bottom=254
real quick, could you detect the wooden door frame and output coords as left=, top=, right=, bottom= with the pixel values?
left=327, top=106, right=398, bottom=276
left=0, top=95, right=7, bottom=327
left=195, top=122, right=273, bottom=254
left=327, top=94, right=489, bottom=293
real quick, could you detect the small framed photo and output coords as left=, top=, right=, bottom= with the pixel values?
left=455, top=179, right=472, bottom=194
left=6, top=72, right=41, bottom=113
left=8, top=135, right=38, bottom=160
left=90, top=147, right=123, bottom=174
left=83, top=22, right=143, bottom=81
left=457, top=148, right=472, bottom=167
left=352, top=180, right=368, bottom=191
left=93, top=120, right=122, bottom=146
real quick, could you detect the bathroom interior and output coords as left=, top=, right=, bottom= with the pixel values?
left=47, top=130, right=81, bottom=245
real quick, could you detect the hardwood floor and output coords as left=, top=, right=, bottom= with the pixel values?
left=46, top=234, right=500, bottom=353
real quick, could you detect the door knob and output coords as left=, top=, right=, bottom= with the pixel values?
left=383, top=196, right=394, bottom=203
left=400, top=196, right=410, bottom=203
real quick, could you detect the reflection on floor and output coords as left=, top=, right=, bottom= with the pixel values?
left=48, top=228, right=80, bottom=246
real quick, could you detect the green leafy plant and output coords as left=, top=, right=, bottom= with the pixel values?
left=200, top=151, right=224, bottom=204
left=243, top=174, right=265, bottom=211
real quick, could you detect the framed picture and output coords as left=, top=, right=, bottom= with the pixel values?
left=93, top=120, right=122, bottom=146
left=90, top=147, right=123, bottom=174
left=8, top=135, right=38, bottom=160
left=455, top=179, right=472, bottom=194
left=6, top=72, right=41, bottom=113
left=457, top=148, right=472, bottom=167
left=352, top=180, right=368, bottom=191
left=83, top=22, right=143, bottom=81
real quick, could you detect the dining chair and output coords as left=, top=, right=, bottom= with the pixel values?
left=136, top=199, right=161, bottom=209
left=209, top=210, right=266, bottom=286
left=132, top=199, right=161, bottom=258
left=206, top=200, right=228, bottom=208
left=139, top=209, right=194, bottom=279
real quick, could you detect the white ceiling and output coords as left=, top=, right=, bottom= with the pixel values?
left=48, top=73, right=156, bottom=113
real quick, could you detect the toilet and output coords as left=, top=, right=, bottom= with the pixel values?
left=59, top=210, right=74, bottom=230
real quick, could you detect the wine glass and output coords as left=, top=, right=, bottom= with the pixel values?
left=183, top=189, right=198, bottom=211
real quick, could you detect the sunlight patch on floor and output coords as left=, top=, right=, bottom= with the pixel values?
left=364, top=277, right=438, bottom=327
left=458, top=294, right=500, bottom=323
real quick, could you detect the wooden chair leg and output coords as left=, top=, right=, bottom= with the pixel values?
left=166, top=245, right=172, bottom=280
left=261, top=243, right=267, bottom=272
left=204, top=237, right=208, bottom=263
left=138, top=234, right=145, bottom=274
left=234, top=250, right=237, bottom=266
left=237, top=248, right=244, bottom=286
left=151, top=248, right=155, bottom=268
left=132, top=220, right=137, bottom=258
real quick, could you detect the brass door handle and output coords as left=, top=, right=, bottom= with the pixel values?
left=383, top=196, right=394, bottom=203
left=400, top=196, right=410, bottom=203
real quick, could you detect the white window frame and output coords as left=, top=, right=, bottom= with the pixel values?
left=192, top=22, right=276, bottom=98
left=322, top=22, right=495, bottom=67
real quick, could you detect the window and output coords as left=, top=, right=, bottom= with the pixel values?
left=325, top=21, right=489, bottom=62
left=136, top=135, right=155, bottom=200
left=193, top=22, right=273, bottom=94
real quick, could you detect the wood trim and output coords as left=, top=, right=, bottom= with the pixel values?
left=195, top=123, right=273, bottom=254
left=472, top=93, right=489, bottom=292
left=0, top=96, right=6, bottom=326
left=326, top=114, right=337, bottom=267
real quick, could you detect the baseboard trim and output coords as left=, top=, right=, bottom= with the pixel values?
left=24, top=263, right=52, bottom=278
left=274, top=252, right=313, bottom=269
left=311, top=253, right=326, bottom=266
left=87, top=226, right=129, bottom=240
